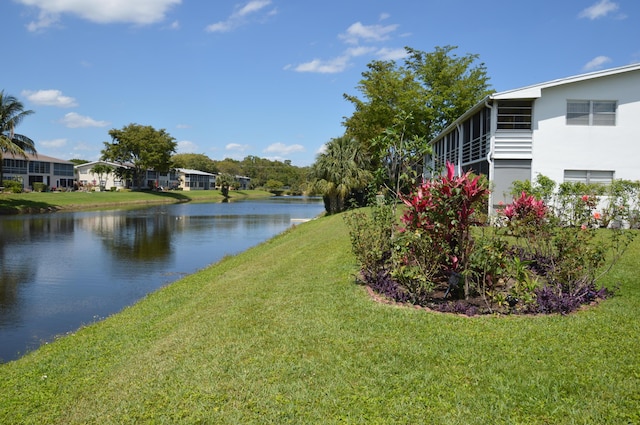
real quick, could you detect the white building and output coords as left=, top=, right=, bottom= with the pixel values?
left=425, top=63, right=640, bottom=209
left=177, top=168, right=216, bottom=191
left=75, top=160, right=130, bottom=190
left=75, top=162, right=217, bottom=191
left=2, top=152, right=75, bottom=190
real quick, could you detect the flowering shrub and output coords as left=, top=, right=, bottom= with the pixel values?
left=345, top=171, right=634, bottom=315
left=399, top=162, right=490, bottom=298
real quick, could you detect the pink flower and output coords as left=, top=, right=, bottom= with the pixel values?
left=593, top=211, right=602, bottom=220
left=581, top=224, right=587, bottom=230
left=581, top=195, right=589, bottom=202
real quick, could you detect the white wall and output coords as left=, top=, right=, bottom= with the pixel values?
left=530, top=71, right=640, bottom=184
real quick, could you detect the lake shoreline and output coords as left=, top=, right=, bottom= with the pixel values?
left=0, top=189, right=276, bottom=215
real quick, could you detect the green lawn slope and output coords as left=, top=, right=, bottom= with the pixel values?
left=1, top=213, right=638, bottom=424
left=0, top=189, right=274, bottom=214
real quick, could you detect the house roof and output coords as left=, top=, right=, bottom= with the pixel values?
left=178, top=168, right=216, bottom=177
left=430, top=63, right=640, bottom=143
left=3, top=152, right=73, bottom=164
left=74, top=160, right=128, bottom=170
left=492, top=62, right=640, bottom=100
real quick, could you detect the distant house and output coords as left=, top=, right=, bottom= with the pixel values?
left=177, top=168, right=216, bottom=191
left=424, top=63, right=640, bottom=210
left=235, top=175, right=251, bottom=190
left=75, top=161, right=182, bottom=190
left=75, top=160, right=129, bottom=190
left=2, top=152, right=75, bottom=190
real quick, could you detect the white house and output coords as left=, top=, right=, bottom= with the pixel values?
left=2, top=152, right=75, bottom=190
left=75, top=160, right=130, bottom=190
left=177, top=168, right=216, bottom=191
left=424, top=63, right=640, bottom=209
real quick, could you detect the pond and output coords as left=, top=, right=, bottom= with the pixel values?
left=0, top=197, right=325, bottom=363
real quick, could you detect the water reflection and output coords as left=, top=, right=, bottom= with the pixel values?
left=0, top=197, right=323, bottom=362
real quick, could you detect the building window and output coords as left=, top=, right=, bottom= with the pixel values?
left=54, top=163, right=74, bottom=176
left=497, top=100, right=532, bottom=130
left=564, top=169, right=614, bottom=185
left=567, top=100, right=616, bottom=126
left=3, top=159, right=27, bottom=174
left=29, top=161, right=50, bottom=174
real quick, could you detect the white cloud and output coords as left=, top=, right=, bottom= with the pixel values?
left=22, top=89, right=78, bottom=107
left=177, top=140, right=198, bottom=153
left=226, top=143, right=250, bottom=152
left=263, top=143, right=305, bottom=156
left=290, top=19, right=401, bottom=74
left=205, top=0, right=275, bottom=33
left=339, top=21, right=399, bottom=45
left=59, top=112, right=109, bottom=128
left=583, top=55, right=612, bottom=71
left=40, top=138, right=67, bottom=148
left=176, top=123, right=191, bottom=129
left=17, top=0, right=181, bottom=31
left=578, top=0, right=619, bottom=20
left=376, top=47, right=408, bottom=61
left=292, top=56, right=351, bottom=74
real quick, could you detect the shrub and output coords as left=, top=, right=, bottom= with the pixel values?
left=399, top=162, right=490, bottom=299
left=32, top=182, right=48, bottom=192
left=347, top=170, right=634, bottom=315
left=343, top=204, right=394, bottom=277
left=2, top=179, right=23, bottom=193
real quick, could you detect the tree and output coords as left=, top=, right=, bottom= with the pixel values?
left=343, top=59, right=428, bottom=163
left=101, top=124, right=177, bottom=189
left=216, top=173, right=234, bottom=198
left=343, top=46, right=492, bottom=191
left=172, top=153, right=218, bottom=174
left=310, top=136, right=371, bottom=215
left=371, top=111, right=430, bottom=200
left=404, top=46, right=492, bottom=137
left=0, top=91, right=36, bottom=182
left=214, top=158, right=243, bottom=177
left=69, top=158, right=90, bottom=165
left=89, top=163, right=114, bottom=190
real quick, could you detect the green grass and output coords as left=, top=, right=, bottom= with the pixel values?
left=0, top=213, right=638, bottom=424
left=0, top=189, right=274, bottom=213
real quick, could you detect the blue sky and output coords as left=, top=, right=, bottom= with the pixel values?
left=2, top=0, right=639, bottom=166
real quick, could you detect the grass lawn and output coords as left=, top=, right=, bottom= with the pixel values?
left=0, top=189, right=274, bottom=213
left=0, top=212, right=638, bottom=424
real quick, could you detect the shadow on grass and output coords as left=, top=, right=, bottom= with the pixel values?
left=0, top=198, right=59, bottom=214
left=141, top=190, right=191, bottom=202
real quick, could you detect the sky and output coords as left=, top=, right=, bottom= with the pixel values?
left=2, top=0, right=639, bottom=166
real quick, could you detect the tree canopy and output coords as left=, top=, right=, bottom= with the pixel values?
left=101, top=123, right=177, bottom=189
left=339, top=45, right=493, bottom=199
left=172, top=153, right=218, bottom=174
left=0, top=90, right=36, bottom=182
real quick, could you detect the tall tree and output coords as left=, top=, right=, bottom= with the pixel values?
left=101, top=124, right=177, bottom=189
left=0, top=91, right=36, bottom=182
left=172, top=153, right=218, bottom=174
left=343, top=46, right=492, bottom=192
left=343, top=59, right=428, bottom=163
left=310, top=136, right=371, bottom=215
left=404, top=45, right=492, bottom=137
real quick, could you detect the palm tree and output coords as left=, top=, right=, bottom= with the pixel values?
left=89, top=163, right=114, bottom=190
left=0, top=91, right=36, bottom=182
left=310, top=136, right=371, bottom=214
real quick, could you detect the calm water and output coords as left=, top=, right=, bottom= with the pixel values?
left=0, top=197, right=324, bottom=363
